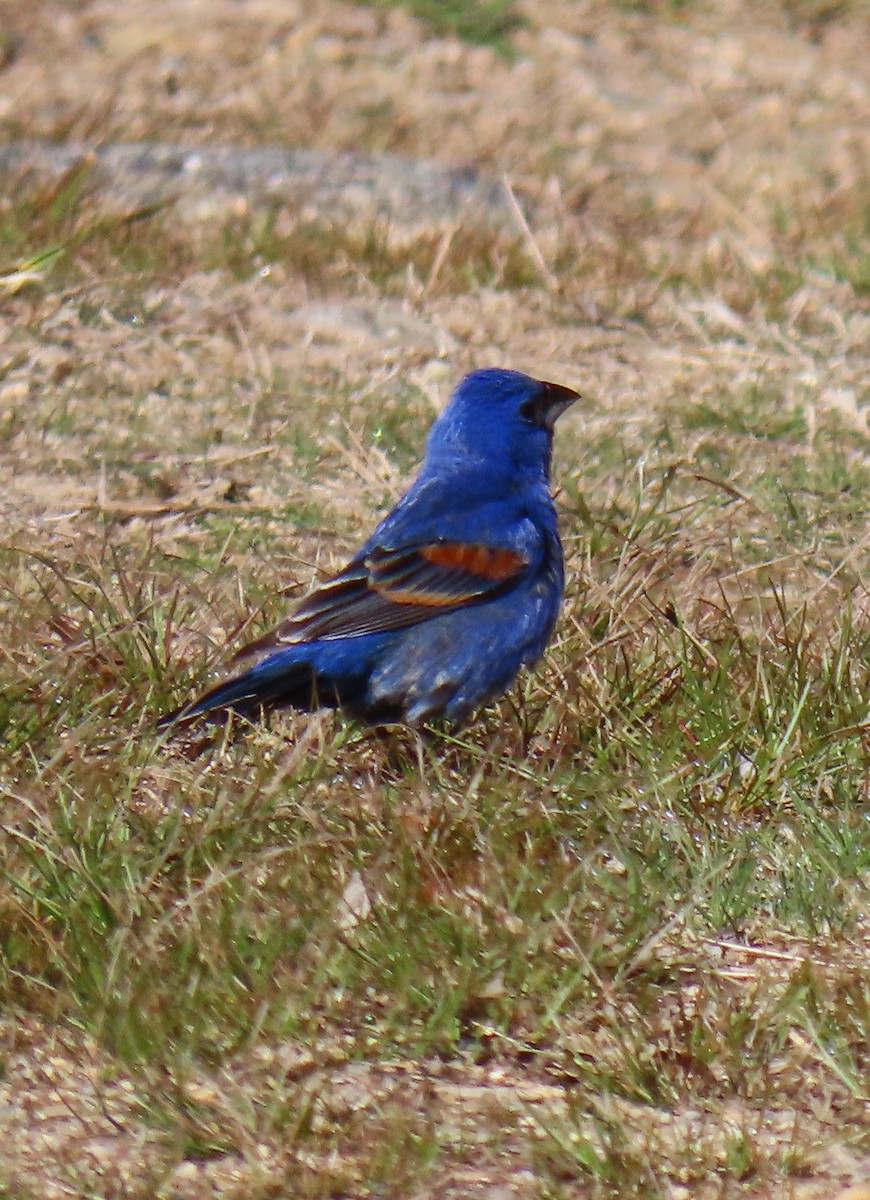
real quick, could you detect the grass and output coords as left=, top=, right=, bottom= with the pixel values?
left=0, top=177, right=541, bottom=299
left=358, top=0, right=525, bottom=54
left=1, top=357, right=867, bottom=1192
left=1, top=0, right=869, bottom=1196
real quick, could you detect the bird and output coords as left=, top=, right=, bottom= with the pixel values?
left=160, top=367, right=578, bottom=729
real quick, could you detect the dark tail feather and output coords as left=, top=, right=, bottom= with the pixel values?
left=158, top=657, right=322, bottom=728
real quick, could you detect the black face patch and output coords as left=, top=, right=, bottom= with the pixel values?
left=519, top=380, right=580, bottom=430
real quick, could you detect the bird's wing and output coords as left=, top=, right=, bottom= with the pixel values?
left=234, top=538, right=534, bottom=660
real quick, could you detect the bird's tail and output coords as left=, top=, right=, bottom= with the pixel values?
left=158, top=654, right=324, bottom=728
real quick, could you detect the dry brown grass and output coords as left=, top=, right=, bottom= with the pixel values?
left=1, top=2, right=868, bottom=1197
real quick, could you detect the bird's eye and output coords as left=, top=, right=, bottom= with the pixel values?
left=519, top=382, right=579, bottom=430
left=519, top=397, right=540, bottom=424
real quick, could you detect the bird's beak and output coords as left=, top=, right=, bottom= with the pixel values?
left=537, top=380, right=581, bottom=430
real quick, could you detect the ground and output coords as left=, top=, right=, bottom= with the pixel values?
left=0, top=1, right=868, bottom=1197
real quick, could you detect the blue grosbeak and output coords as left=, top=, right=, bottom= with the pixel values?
left=161, top=368, right=577, bottom=727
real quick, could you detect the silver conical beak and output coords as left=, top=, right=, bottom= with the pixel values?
left=537, top=380, right=580, bottom=430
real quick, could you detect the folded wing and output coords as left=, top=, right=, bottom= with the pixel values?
left=234, top=540, right=532, bottom=662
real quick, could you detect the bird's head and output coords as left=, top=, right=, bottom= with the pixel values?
left=425, top=368, right=579, bottom=480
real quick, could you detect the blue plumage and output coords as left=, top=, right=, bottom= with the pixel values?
left=161, top=368, right=578, bottom=728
